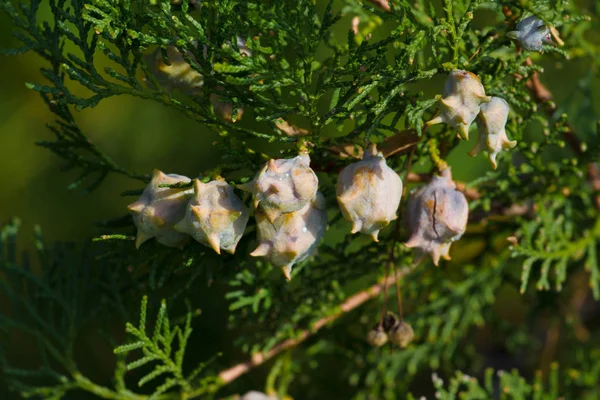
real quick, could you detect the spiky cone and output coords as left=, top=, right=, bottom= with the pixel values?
left=174, top=179, right=249, bottom=254
left=404, top=168, right=468, bottom=265
left=127, top=169, right=193, bottom=249
left=426, top=70, right=491, bottom=140
left=239, top=152, right=318, bottom=223
left=507, top=16, right=553, bottom=52
left=250, top=192, right=327, bottom=280
left=470, top=97, right=516, bottom=169
left=389, top=321, right=414, bottom=348
left=366, top=326, right=388, bottom=347
left=336, top=145, right=403, bottom=242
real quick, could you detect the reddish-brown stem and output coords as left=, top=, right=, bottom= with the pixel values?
left=217, top=270, right=405, bottom=385
left=378, top=261, right=392, bottom=328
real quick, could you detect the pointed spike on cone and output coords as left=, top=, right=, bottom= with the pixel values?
left=371, top=230, right=380, bottom=242
left=253, top=197, right=260, bottom=209
left=282, top=265, right=292, bottom=281
left=425, top=115, right=444, bottom=127
left=135, top=231, right=152, bottom=249
left=267, top=159, right=279, bottom=172
left=266, top=184, right=280, bottom=195
left=404, top=235, right=423, bottom=249
left=127, top=201, right=146, bottom=213
left=173, top=219, right=186, bottom=233
left=431, top=247, right=441, bottom=266
left=503, top=139, right=517, bottom=150
left=193, top=179, right=205, bottom=194
left=152, top=169, right=167, bottom=180
left=226, top=241, right=238, bottom=255
left=489, top=154, right=499, bottom=170
left=206, top=233, right=221, bottom=254
left=458, top=124, right=469, bottom=140
left=250, top=243, right=270, bottom=257
left=263, top=207, right=281, bottom=224
left=191, top=205, right=209, bottom=221
left=350, top=220, right=362, bottom=234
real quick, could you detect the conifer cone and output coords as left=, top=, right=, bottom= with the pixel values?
left=470, top=97, right=517, bottom=169
left=507, top=16, right=553, bottom=52
left=240, top=152, right=318, bottom=223
left=174, top=179, right=249, bottom=254
left=426, top=70, right=491, bottom=140
left=404, top=168, right=468, bottom=265
left=128, top=169, right=193, bottom=249
left=336, top=144, right=403, bottom=242
left=250, top=192, right=327, bottom=280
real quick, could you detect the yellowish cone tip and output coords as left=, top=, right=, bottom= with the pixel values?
left=127, top=201, right=145, bottom=213
left=426, top=115, right=444, bottom=127
left=458, top=124, right=470, bottom=141
left=431, top=248, right=441, bottom=266
left=404, top=235, right=422, bottom=249
left=226, top=242, right=238, bottom=255
left=207, top=233, right=221, bottom=255
left=152, top=169, right=167, bottom=180
left=266, top=184, right=280, bottom=195
left=135, top=231, right=152, bottom=249
left=282, top=265, right=292, bottom=281
left=267, top=159, right=279, bottom=172
left=250, top=243, right=270, bottom=257
left=263, top=207, right=281, bottom=224
left=191, top=205, right=209, bottom=221
left=350, top=221, right=362, bottom=234
left=193, top=179, right=205, bottom=193
left=371, top=231, right=380, bottom=242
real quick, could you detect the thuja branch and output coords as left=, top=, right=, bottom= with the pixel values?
left=217, top=269, right=407, bottom=385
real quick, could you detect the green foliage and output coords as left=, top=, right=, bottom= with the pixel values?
left=412, top=363, right=600, bottom=400
left=1, top=0, right=600, bottom=399
left=113, top=296, right=218, bottom=399
left=511, top=194, right=600, bottom=299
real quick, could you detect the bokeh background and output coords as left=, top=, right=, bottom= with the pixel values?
left=1, top=1, right=599, bottom=398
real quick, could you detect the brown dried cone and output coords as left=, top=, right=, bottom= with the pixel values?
left=389, top=321, right=414, bottom=348
left=174, top=179, right=249, bottom=254
left=404, top=168, right=468, bottom=265
left=250, top=192, right=327, bottom=280
left=366, top=325, right=388, bottom=347
left=382, top=312, right=400, bottom=332
left=127, top=169, right=193, bottom=249
left=336, top=144, right=403, bottom=242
